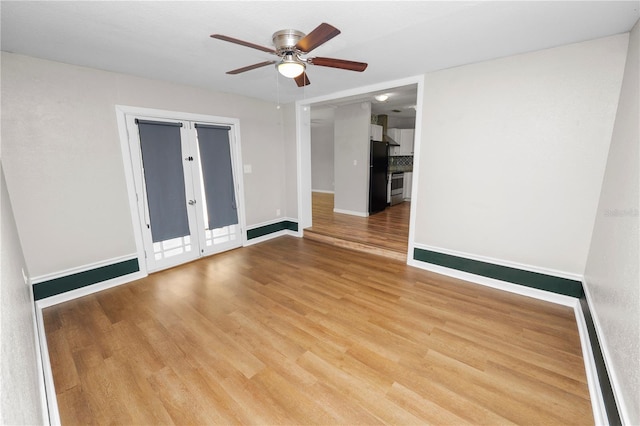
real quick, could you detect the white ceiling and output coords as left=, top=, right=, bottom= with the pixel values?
left=311, top=83, right=419, bottom=126
left=1, top=1, right=638, bottom=106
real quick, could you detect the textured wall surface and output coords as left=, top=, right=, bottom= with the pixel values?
left=416, top=34, right=628, bottom=275
left=0, top=164, right=45, bottom=424
left=584, top=20, right=640, bottom=425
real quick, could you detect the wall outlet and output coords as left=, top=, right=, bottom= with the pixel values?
left=244, top=164, right=252, bottom=174
left=353, top=159, right=357, bottom=166
left=276, top=209, right=281, bottom=216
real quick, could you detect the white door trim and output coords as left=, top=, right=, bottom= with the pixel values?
left=115, top=105, right=247, bottom=275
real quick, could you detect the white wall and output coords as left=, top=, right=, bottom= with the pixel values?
left=1, top=52, right=287, bottom=278
left=415, top=34, right=628, bottom=275
left=311, top=120, right=335, bottom=193
left=0, top=164, right=45, bottom=425
left=584, top=20, right=640, bottom=425
left=333, top=102, right=371, bottom=215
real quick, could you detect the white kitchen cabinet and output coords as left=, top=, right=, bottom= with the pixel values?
left=403, top=172, right=413, bottom=200
left=370, top=124, right=383, bottom=141
left=400, top=129, right=414, bottom=155
left=388, top=128, right=414, bottom=156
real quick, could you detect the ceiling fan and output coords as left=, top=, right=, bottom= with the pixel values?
left=210, top=23, right=368, bottom=87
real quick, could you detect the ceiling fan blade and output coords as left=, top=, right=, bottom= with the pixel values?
left=210, top=34, right=276, bottom=54
left=226, top=60, right=276, bottom=75
left=294, top=72, right=310, bottom=87
left=295, top=23, right=340, bottom=53
left=308, top=57, right=368, bottom=72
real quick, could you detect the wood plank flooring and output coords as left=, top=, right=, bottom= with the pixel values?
left=43, top=236, right=593, bottom=425
left=304, top=192, right=410, bottom=260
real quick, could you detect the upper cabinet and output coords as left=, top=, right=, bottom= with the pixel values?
left=400, top=129, right=414, bottom=155
left=388, top=128, right=414, bottom=156
left=370, top=124, right=383, bottom=141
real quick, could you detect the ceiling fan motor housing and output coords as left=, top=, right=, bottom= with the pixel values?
left=272, top=29, right=305, bottom=54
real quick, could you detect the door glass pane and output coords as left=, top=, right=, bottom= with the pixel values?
left=204, top=225, right=237, bottom=246
left=152, top=235, right=191, bottom=260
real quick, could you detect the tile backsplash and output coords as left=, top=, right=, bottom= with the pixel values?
left=389, top=155, right=413, bottom=172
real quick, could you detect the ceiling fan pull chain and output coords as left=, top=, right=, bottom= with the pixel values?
left=276, top=69, right=281, bottom=109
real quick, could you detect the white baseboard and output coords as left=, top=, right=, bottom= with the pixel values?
left=311, top=189, right=334, bottom=194
left=407, top=257, right=576, bottom=307
left=333, top=208, right=368, bottom=217
left=30, top=282, right=51, bottom=425
left=573, top=300, right=608, bottom=425
left=244, top=229, right=298, bottom=246
left=245, top=217, right=297, bottom=229
left=35, top=301, right=61, bottom=425
left=582, top=280, right=629, bottom=425
left=35, top=270, right=147, bottom=309
left=412, top=243, right=583, bottom=282
left=31, top=253, right=138, bottom=285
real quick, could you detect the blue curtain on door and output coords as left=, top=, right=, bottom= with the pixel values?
left=195, top=124, right=238, bottom=230
left=136, top=119, right=190, bottom=243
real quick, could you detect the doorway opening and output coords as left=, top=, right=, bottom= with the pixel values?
left=298, top=81, right=420, bottom=260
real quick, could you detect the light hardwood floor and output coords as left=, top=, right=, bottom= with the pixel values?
left=304, top=192, right=410, bottom=260
left=44, top=236, right=593, bottom=425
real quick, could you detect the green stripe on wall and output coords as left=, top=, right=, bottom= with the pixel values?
left=413, top=248, right=583, bottom=298
left=247, top=220, right=298, bottom=240
left=33, top=258, right=139, bottom=300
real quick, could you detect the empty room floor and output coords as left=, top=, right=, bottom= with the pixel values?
left=43, top=236, right=593, bottom=424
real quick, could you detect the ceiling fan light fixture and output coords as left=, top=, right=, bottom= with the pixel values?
left=277, top=54, right=305, bottom=78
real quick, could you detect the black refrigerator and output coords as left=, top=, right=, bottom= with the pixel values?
left=369, top=140, right=389, bottom=214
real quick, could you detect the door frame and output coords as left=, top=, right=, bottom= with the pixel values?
left=115, top=105, right=247, bottom=275
left=295, top=75, right=425, bottom=262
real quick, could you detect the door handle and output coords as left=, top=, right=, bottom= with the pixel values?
left=188, top=200, right=196, bottom=205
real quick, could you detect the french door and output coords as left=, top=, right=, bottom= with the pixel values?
left=125, top=114, right=242, bottom=272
